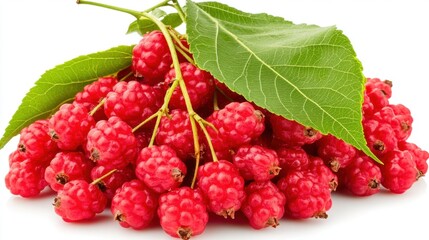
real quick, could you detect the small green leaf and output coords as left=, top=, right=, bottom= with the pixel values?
left=0, top=45, right=133, bottom=150
left=186, top=1, right=379, bottom=162
left=162, top=12, right=183, bottom=28
left=151, top=8, right=167, bottom=18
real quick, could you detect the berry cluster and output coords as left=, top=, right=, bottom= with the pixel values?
left=4, top=30, right=428, bottom=240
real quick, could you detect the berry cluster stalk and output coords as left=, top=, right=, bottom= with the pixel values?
left=77, top=0, right=220, bottom=188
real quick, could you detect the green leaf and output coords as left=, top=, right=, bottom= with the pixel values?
left=127, top=12, right=184, bottom=36
left=186, top=1, right=379, bottom=162
left=0, top=45, right=133, bottom=150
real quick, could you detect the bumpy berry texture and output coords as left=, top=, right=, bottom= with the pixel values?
left=363, top=119, right=398, bottom=157
left=364, top=78, right=391, bottom=112
left=242, top=181, right=286, bottom=229
left=232, top=144, right=280, bottom=181
left=277, top=170, right=332, bottom=219
left=158, top=187, right=208, bottom=240
left=276, top=146, right=309, bottom=176
left=207, top=101, right=265, bottom=149
left=44, top=152, right=92, bottom=192
left=155, top=109, right=194, bottom=160
left=132, top=30, right=172, bottom=85
left=269, top=114, right=322, bottom=147
left=86, top=116, right=138, bottom=169
left=197, top=160, right=245, bottom=218
left=111, top=179, right=158, bottom=230
left=135, top=145, right=187, bottom=193
left=17, top=119, right=58, bottom=163
left=8, top=150, right=26, bottom=167
left=49, top=103, right=95, bottom=151
left=316, top=134, right=356, bottom=172
left=372, top=104, right=413, bottom=142
left=165, top=62, right=215, bottom=110
left=380, top=150, right=418, bottom=194
left=307, top=156, right=338, bottom=192
left=74, top=76, right=118, bottom=121
left=338, top=153, right=382, bottom=196
left=398, top=141, right=429, bottom=177
left=104, top=81, right=158, bottom=127
left=5, top=159, right=48, bottom=198
left=54, top=179, right=107, bottom=222
left=91, top=165, right=136, bottom=203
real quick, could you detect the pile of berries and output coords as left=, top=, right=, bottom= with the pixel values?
left=4, top=30, right=428, bottom=239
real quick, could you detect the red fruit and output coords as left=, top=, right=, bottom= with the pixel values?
left=155, top=109, right=194, bottom=160
left=132, top=30, right=172, bottom=85
left=232, top=145, right=280, bottom=181
left=316, top=134, right=356, bottom=172
left=5, top=159, right=48, bottom=198
left=338, top=153, right=382, bottom=196
left=44, top=152, right=92, bottom=192
left=398, top=141, right=429, bottom=177
left=363, top=119, right=398, bottom=157
left=242, top=181, right=286, bottom=230
left=8, top=149, right=26, bottom=167
left=197, top=160, right=245, bottom=218
left=91, top=165, right=136, bottom=203
left=206, top=102, right=265, bottom=149
left=380, top=150, right=418, bottom=194
left=269, top=114, right=322, bottom=147
left=276, top=146, right=309, bottom=175
left=103, top=81, right=158, bottom=128
left=49, top=103, right=95, bottom=151
left=74, top=76, right=117, bottom=121
left=277, top=170, right=332, bottom=219
left=365, top=78, right=392, bottom=99
left=111, top=179, right=157, bottom=230
left=135, top=145, right=187, bottom=193
left=86, top=116, right=138, bottom=169
left=17, top=119, right=58, bottom=163
left=158, top=187, right=208, bottom=240
left=308, top=156, right=338, bottom=192
left=54, top=179, right=107, bottom=222
left=372, top=104, right=413, bottom=142
left=165, top=62, right=215, bottom=110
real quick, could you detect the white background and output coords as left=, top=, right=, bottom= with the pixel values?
left=1, top=0, right=429, bottom=239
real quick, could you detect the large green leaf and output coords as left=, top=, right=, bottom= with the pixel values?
left=186, top=1, right=378, bottom=161
left=0, top=45, right=133, bottom=150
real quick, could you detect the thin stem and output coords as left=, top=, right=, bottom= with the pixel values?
left=143, top=0, right=171, bottom=13
left=91, top=169, right=117, bottom=185
left=77, top=0, right=141, bottom=18
left=195, top=116, right=218, bottom=163
left=172, top=0, right=186, bottom=23
left=89, top=98, right=105, bottom=116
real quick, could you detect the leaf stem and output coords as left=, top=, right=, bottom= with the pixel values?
left=77, top=0, right=142, bottom=18
left=172, top=0, right=187, bottom=23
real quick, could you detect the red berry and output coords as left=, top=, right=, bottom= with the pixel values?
left=380, top=150, right=418, bottom=194
left=104, top=81, right=158, bottom=128
left=53, top=179, right=107, bottom=222
left=8, top=150, right=26, bottom=167
left=155, top=109, right=194, bottom=160
left=206, top=102, right=265, bottom=149
left=197, top=160, right=245, bottom=218
left=165, top=62, right=215, bottom=110
left=276, top=146, right=309, bottom=176
left=338, top=153, right=382, bottom=196
left=5, top=159, right=48, bottom=198
left=269, top=114, right=322, bottom=147
left=74, top=76, right=117, bottom=121
left=44, top=152, right=92, bottom=192
left=242, top=181, right=286, bottom=229
left=277, top=170, right=332, bottom=219
left=91, top=165, right=136, bottom=203
left=111, top=179, right=157, bottom=230
left=49, top=103, right=95, bottom=151
left=158, top=187, right=208, bottom=240
left=232, top=145, right=280, bottom=181
left=135, top=145, right=187, bottom=193
left=372, top=104, right=413, bottom=142
left=398, top=141, right=429, bottom=177
left=364, top=78, right=391, bottom=112
left=308, top=156, right=338, bottom=192
left=17, top=119, right=58, bottom=163
left=363, top=119, right=398, bottom=157
left=316, top=134, right=356, bottom=172
left=132, top=30, right=172, bottom=85
left=366, top=78, right=392, bottom=99
left=86, top=116, right=138, bottom=169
